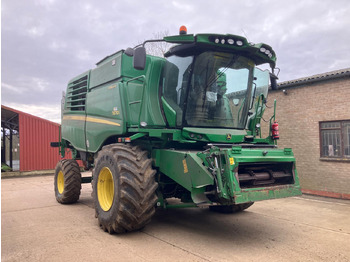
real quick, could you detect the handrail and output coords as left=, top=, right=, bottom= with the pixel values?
left=125, top=75, right=147, bottom=128
left=126, top=75, right=146, bottom=85
left=253, top=94, right=264, bottom=138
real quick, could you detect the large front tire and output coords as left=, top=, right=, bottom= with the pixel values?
left=54, top=159, right=81, bottom=204
left=92, top=144, right=158, bottom=234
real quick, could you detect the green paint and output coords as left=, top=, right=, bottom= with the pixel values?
left=163, top=34, right=195, bottom=43
left=58, top=30, right=301, bottom=209
left=161, top=97, right=177, bottom=127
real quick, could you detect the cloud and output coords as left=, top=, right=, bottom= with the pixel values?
left=2, top=77, right=49, bottom=94
left=76, top=49, right=92, bottom=61
left=32, top=77, right=49, bottom=91
left=2, top=82, right=25, bottom=94
left=27, top=26, right=46, bottom=37
left=172, top=1, right=193, bottom=12
left=49, top=40, right=67, bottom=51
left=1, top=0, right=350, bottom=122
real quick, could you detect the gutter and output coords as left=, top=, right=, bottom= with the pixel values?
left=276, top=68, right=350, bottom=89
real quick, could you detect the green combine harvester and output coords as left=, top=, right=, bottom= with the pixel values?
left=52, top=26, right=301, bottom=234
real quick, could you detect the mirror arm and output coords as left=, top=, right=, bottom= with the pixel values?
left=270, top=72, right=279, bottom=90
left=133, top=39, right=164, bottom=49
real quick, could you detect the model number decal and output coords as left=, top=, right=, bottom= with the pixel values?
left=229, top=157, right=234, bottom=165
left=112, top=107, right=120, bottom=115
left=182, top=159, right=188, bottom=173
left=108, top=84, right=117, bottom=89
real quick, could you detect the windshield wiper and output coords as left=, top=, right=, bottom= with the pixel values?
left=201, top=56, right=237, bottom=111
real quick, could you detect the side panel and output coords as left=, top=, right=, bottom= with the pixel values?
left=62, top=71, right=90, bottom=151
left=124, top=80, right=144, bottom=127
left=85, top=81, right=125, bottom=152
left=90, top=51, right=122, bottom=88
left=138, top=58, right=166, bottom=128
left=153, top=149, right=214, bottom=191
left=122, top=55, right=166, bottom=128
left=61, top=114, right=86, bottom=151
left=83, top=52, right=131, bottom=152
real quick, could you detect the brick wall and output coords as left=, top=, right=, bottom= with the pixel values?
left=261, top=77, right=350, bottom=197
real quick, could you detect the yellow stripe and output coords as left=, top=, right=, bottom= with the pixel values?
left=86, top=116, right=121, bottom=126
left=63, top=115, right=121, bottom=126
left=63, top=115, right=85, bottom=121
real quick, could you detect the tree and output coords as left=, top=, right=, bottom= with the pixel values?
left=140, top=30, right=174, bottom=57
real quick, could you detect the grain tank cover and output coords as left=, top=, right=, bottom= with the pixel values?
left=89, top=51, right=123, bottom=89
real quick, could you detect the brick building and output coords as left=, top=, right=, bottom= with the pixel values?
left=263, top=68, right=350, bottom=199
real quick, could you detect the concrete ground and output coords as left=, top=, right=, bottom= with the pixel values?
left=2, top=174, right=350, bottom=262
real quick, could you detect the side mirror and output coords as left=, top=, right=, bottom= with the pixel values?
left=133, top=47, right=146, bottom=70
left=270, top=73, right=278, bottom=90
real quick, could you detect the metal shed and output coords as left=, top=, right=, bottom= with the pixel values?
left=1, top=105, right=61, bottom=172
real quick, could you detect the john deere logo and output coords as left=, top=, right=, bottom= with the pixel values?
left=226, top=134, right=232, bottom=140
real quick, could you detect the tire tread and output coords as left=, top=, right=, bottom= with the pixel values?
left=54, top=159, right=81, bottom=204
left=93, top=144, right=158, bottom=234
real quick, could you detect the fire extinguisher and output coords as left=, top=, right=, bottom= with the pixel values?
left=271, top=121, right=279, bottom=140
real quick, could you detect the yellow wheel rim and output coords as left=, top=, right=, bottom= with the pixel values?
left=57, top=171, right=64, bottom=194
left=97, top=167, right=114, bottom=211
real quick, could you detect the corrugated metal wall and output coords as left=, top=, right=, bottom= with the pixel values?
left=19, top=112, right=61, bottom=171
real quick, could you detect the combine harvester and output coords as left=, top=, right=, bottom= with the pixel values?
left=52, top=26, right=301, bottom=233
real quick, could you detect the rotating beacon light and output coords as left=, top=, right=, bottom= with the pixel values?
left=271, top=121, right=279, bottom=140
left=179, top=25, right=187, bottom=35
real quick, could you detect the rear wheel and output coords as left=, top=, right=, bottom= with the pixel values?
left=92, top=144, right=158, bottom=234
left=209, top=202, right=254, bottom=213
left=54, top=159, right=81, bottom=204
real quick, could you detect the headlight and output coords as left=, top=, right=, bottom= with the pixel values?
left=259, top=46, right=274, bottom=58
left=208, top=35, right=247, bottom=47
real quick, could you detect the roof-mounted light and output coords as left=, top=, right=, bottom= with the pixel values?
left=179, top=25, right=187, bottom=35
left=208, top=35, right=247, bottom=47
left=259, top=46, right=274, bottom=58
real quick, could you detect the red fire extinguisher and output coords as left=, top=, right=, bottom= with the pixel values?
left=271, top=121, right=279, bottom=140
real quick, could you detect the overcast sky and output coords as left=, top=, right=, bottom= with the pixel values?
left=2, top=0, right=350, bottom=123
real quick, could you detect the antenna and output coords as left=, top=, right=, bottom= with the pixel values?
left=241, top=28, right=249, bottom=42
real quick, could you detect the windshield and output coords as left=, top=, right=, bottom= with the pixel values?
left=162, top=51, right=267, bottom=129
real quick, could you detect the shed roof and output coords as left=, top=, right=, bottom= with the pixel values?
left=1, top=105, right=60, bottom=128
left=278, top=68, right=350, bottom=89
left=1, top=105, right=20, bottom=131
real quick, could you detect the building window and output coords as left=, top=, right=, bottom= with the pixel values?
left=320, top=120, right=350, bottom=159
